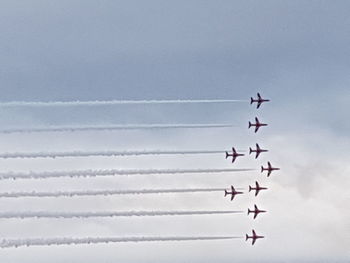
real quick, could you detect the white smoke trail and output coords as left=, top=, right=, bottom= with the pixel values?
left=0, top=168, right=253, bottom=180
left=0, top=99, right=246, bottom=107
left=0, top=150, right=226, bottom=159
left=0, top=236, right=242, bottom=248
left=0, top=210, right=244, bottom=219
left=0, top=123, right=236, bottom=134
left=0, top=187, right=240, bottom=198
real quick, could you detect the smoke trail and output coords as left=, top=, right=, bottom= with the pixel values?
left=0, top=236, right=242, bottom=248
left=0, top=150, right=226, bottom=159
left=0, top=210, right=244, bottom=219
left=0, top=187, right=241, bottom=198
left=0, top=124, right=236, bottom=134
left=0, top=168, right=253, bottom=180
left=0, top=99, right=246, bottom=107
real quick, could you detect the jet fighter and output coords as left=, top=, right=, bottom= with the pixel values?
left=224, top=186, right=243, bottom=201
left=249, top=143, right=268, bottom=159
left=249, top=181, right=268, bottom=196
left=261, top=161, right=280, bottom=177
left=246, top=229, right=264, bottom=245
left=225, top=147, right=244, bottom=163
left=248, top=204, right=266, bottom=219
left=248, top=117, right=267, bottom=133
left=250, top=93, right=270, bottom=109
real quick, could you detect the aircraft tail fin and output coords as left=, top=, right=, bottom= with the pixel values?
left=247, top=209, right=251, bottom=215
left=224, top=190, right=227, bottom=197
left=245, top=234, right=249, bottom=241
left=261, top=166, right=264, bottom=173
left=225, top=152, right=229, bottom=159
left=248, top=121, right=252, bottom=128
left=249, top=147, right=252, bottom=154
left=249, top=185, right=252, bottom=192
left=250, top=97, right=253, bottom=104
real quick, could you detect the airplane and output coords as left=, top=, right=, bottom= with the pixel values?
left=224, top=186, right=243, bottom=201
left=248, top=204, right=266, bottom=219
left=249, top=143, right=268, bottom=159
left=249, top=181, right=268, bottom=196
left=261, top=161, right=280, bottom=177
left=246, top=229, right=264, bottom=245
left=248, top=117, right=267, bottom=133
left=250, top=93, right=270, bottom=109
left=225, top=147, right=245, bottom=163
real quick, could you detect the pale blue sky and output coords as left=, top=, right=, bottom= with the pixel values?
left=0, top=1, right=348, bottom=262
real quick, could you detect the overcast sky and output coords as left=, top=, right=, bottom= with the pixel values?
left=0, top=1, right=349, bottom=262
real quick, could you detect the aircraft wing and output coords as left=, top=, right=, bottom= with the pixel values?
left=231, top=195, right=234, bottom=201
left=267, top=170, right=271, bottom=177
left=252, top=238, right=256, bottom=245
left=257, top=102, right=262, bottom=109
left=254, top=126, right=259, bottom=133
left=255, top=190, right=259, bottom=196
left=254, top=213, right=257, bottom=219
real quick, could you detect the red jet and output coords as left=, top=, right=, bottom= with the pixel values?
left=248, top=117, right=268, bottom=133
left=261, top=161, right=280, bottom=177
left=246, top=229, right=264, bottom=245
left=249, top=143, right=268, bottom=159
left=250, top=93, right=270, bottom=109
left=248, top=204, right=266, bottom=219
left=249, top=181, right=268, bottom=196
left=225, top=147, right=244, bottom=163
left=224, top=186, right=243, bottom=201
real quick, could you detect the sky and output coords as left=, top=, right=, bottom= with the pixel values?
left=0, top=0, right=349, bottom=262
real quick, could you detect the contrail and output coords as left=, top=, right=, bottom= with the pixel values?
left=0, top=210, right=244, bottom=219
left=0, top=236, right=242, bottom=248
left=0, top=168, right=253, bottom=180
left=0, top=99, right=246, bottom=107
left=0, top=149, right=227, bottom=159
left=0, top=123, right=236, bottom=134
left=0, top=187, right=247, bottom=198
